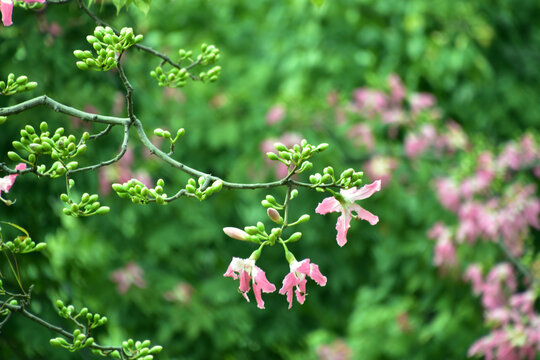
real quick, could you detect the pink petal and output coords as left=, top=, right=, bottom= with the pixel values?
left=1, top=0, right=13, bottom=27
left=295, top=278, right=307, bottom=304
left=279, top=272, right=299, bottom=309
left=336, top=212, right=352, bottom=247
left=309, top=264, right=327, bottom=286
left=342, top=180, right=381, bottom=201
left=223, top=264, right=238, bottom=280
left=254, top=267, right=276, bottom=293
left=295, top=259, right=311, bottom=275
left=349, top=203, right=379, bottom=225
left=315, top=196, right=342, bottom=215
left=239, top=270, right=251, bottom=294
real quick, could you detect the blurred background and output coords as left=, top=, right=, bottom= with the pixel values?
left=1, top=0, right=540, bottom=359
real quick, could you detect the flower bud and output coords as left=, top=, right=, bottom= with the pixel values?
left=266, top=152, right=279, bottom=161
left=95, top=206, right=110, bottom=215
left=223, top=227, right=250, bottom=241
left=0, top=116, right=6, bottom=125
left=267, top=208, right=283, bottom=224
left=286, top=232, right=302, bottom=243
left=76, top=61, right=89, bottom=70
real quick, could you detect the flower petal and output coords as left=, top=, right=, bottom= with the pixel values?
left=350, top=203, right=379, bottom=225
left=342, top=180, right=381, bottom=201
left=309, top=264, right=327, bottom=286
left=336, top=211, right=352, bottom=247
left=239, top=270, right=251, bottom=294
left=315, top=196, right=342, bottom=215
left=279, top=272, right=299, bottom=309
left=1, top=0, right=13, bottom=27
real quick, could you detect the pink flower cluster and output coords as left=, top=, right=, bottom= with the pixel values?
left=404, top=121, right=468, bottom=159
left=465, top=263, right=540, bottom=360
left=427, top=222, right=456, bottom=269
left=434, top=138, right=540, bottom=257
left=224, top=257, right=326, bottom=309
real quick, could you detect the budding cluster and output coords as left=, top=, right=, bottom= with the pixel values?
left=150, top=43, right=221, bottom=88
left=60, top=191, right=110, bottom=217
left=185, top=177, right=223, bottom=200
left=111, top=339, right=162, bottom=360
left=74, top=26, right=143, bottom=71
left=8, top=122, right=88, bottom=177
left=113, top=178, right=168, bottom=205
left=0, top=73, right=38, bottom=96
left=266, top=139, right=329, bottom=174
left=0, top=233, right=46, bottom=254
left=309, top=167, right=364, bottom=190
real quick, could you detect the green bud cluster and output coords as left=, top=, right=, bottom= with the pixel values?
left=150, top=43, right=221, bottom=87
left=266, top=139, right=329, bottom=175
left=104, top=338, right=162, bottom=360
left=185, top=177, right=223, bottom=201
left=74, top=26, right=143, bottom=71
left=309, top=166, right=363, bottom=190
left=15, top=0, right=45, bottom=10
left=8, top=122, right=89, bottom=177
left=0, top=73, right=38, bottom=96
left=60, top=192, right=110, bottom=217
left=154, top=127, right=185, bottom=146
left=0, top=235, right=46, bottom=254
left=51, top=300, right=107, bottom=352
left=113, top=178, right=169, bottom=205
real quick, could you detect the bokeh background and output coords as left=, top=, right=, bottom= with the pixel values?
left=1, top=0, right=540, bottom=359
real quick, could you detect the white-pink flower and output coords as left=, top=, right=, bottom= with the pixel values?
left=315, top=180, right=381, bottom=247
left=0, top=163, right=26, bottom=201
left=279, top=259, right=326, bottom=309
left=224, top=257, right=276, bottom=309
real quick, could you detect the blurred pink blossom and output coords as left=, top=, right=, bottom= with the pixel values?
left=0, top=163, right=26, bottom=202
left=265, top=105, right=286, bottom=125
left=352, top=88, right=388, bottom=116
left=260, top=132, right=303, bottom=179
left=409, top=93, right=436, bottom=113
left=388, top=74, right=406, bottom=104
left=110, top=262, right=147, bottom=294
left=163, top=282, right=194, bottom=304
left=364, top=156, right=397, bottom=185
left=346, top=123, right=375, bottom=151
left=317, top=339, right=352, bottom=360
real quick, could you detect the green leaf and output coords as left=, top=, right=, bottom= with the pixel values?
left=133, top=0, right=151, bottom=14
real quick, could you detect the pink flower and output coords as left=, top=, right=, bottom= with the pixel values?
left=279, top=259, right=326, bottom=309
left=346, top=123, right=375, bottom=151
left=224, top=257, right=276, bottom=309
left=388, top=74, right=406, bottom=103
left=315, top=180, right=381, bottom=247
left=433, top=237, right=456, bottom=268
left=409, top=93, right=435, bottom=113
left=1, top=0, right=14, bottom=26
left=364, top=156, right=397, bottom=186
left=0, top=163, right=26, bottom=196
left=265, top=105, right=286, bottom=125
left=110, top=262, right=147, bottom=294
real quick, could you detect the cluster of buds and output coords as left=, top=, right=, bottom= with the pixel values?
left=150, top=43, right=221, bottom=87
left=184, top=177, right=223, bottom=201
left=309, top=166, right=364, bottom=190
left=1, top=233, right=46, bottom=253
left=109, top=339, right=163, bottom=360
left=113, top=178, right=168, bottom=205
left=8, top=122, right=88, bottom=177
left=265, top=139, right=329, bottom=175
left=153, top=127, right=185, bottom=153
left=60, top=191, right=110, bottom=217
left=0, top=73, right=38, bottom=96
left=74, top=26, right=143, bottom=71
left=50, top=300, right=108, bottom=351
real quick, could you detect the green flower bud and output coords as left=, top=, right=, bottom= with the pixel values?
left=211, top=179, right=222, bottom=192
left=261, top=200, right=272, bottom=208
left=290, top=189, right=299, bottom=199
left=73, top=50, right=87, bottom=59
left=157, top=179, right=165, bottom=187
left=60, top=194, right=69, bottom=202
left=0, top=116, right=6, bottom=125
left=112, top=183, right=125, bottom=193
left=266, top=152, right=279, bottom=161
left=149, top=346, right=163, bottom=354
left=34, top=243, right=47, bottom=251
left=28, top=154, right=36, bottom=163
left=316, top=143, right=329, bottom=152
left=185, top=185, right=196, bottom=193
left=153, top=128, right=164, bottom=137
left=279, top=151, right=291, bottom=160
left=7, top=151, right=23, bottom=162
left=75, top=144, right=87, bottom=156
left=244, top=226, right=259, bottom=235
left=81, top=193, right=90, bottom=203
left=66, top=161, right=78, bottom=170
left=76, top=61, right=89, bottom=70
left=16, top=76, right=28, bottom=85
left=286, top=232, right=302, bottom=243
